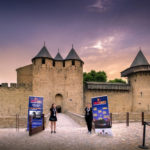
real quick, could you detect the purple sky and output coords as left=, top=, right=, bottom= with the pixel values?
left=0, top=0, right=150, bottom=83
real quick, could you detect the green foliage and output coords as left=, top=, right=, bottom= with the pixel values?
left=83, top=71, right=126, bottom=84
left=108, top=78, right=126, bottom=84
left=83, top=70, right=107, bottom=82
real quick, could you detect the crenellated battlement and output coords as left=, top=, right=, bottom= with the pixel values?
left=0, top=83, right=32, bottom=89
left=33, top=59, right=83, bottom=68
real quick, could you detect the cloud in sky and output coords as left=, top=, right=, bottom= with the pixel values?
left=81, top=31, right=126, bottom=58
left=87, top=0, right=112, bottom=12
left=81, top=35, right=114, bottom=59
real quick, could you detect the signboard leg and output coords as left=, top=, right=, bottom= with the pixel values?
left=29, top=116, right=32, bottom=136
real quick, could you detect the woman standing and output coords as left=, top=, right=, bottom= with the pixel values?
left=85, top=103, right=93, bottom=134
left=49, top=103, right=57, bottom=133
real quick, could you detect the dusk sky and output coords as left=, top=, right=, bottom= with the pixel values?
left=0, top=0, right=150, bottom=83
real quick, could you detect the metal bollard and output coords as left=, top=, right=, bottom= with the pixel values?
left=16, top=114, right=17, bottom=131
left=18, top=114, right=19, bottom=132
left=138, top=122, right=149, bottom=149
left=126, top=112, right=129, bottom=127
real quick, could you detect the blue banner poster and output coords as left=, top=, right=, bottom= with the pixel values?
left=92, top=95, right=112, bottom=135
left=27, top=96, right=43, bottom=130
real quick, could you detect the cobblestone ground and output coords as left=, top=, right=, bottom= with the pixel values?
left=0, top=113, right=150, bottom=150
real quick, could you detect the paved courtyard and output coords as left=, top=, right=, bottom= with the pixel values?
left=0, top=113, right=150, bottom=150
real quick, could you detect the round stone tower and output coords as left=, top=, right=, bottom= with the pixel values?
left=32, top=45, right=54, bottom=114
left=121, top=50, right=150, bottom=112
left=64, top=45, right=84, bottom=114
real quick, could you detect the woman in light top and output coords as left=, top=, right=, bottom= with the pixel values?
left=49, top=103, right=57, bottom=133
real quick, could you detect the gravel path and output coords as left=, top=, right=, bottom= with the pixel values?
left=0, top=113, right=150, bottom=150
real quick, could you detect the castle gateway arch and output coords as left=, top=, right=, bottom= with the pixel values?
left=55, top=94, right=63, bottom=113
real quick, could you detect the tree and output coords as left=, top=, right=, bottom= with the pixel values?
left=108, top=78, right=126, bottom=84
left=83, top=70, right=107, bottom=82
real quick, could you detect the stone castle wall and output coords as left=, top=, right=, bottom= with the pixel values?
left=128, top=72, right=150, bottom=112
left=0, top=83, right=32, bottom=116
left=84, top=90, right=132, bottom=113
left=1, top=66, right=150, bottom=117
left=1, top=67, right=150, bottom=118
left=32, top=58, right=54, bottom=115
left=84, top=82, right=132, bottom=113
left=32, top=58, right=84, bottom=114
left=63, top=60, right=83, bottom=114
left=16, top=64, right=33, bottom=84
left=0, top=58, right=83, bottom=117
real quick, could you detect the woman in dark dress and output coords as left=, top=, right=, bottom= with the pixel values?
left=85, top=103, right=93, bottom=134
left=49, top=103, right=57, bottom=133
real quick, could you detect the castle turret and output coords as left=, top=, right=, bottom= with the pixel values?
left=121, top=50, right=150, bottom=112
left=32, top=45, right=53, bottom=67
left=65, top=45, right=84, bottom=67
left=55, top=51, right=63, bottom=60
left=32, top=45, right=54, bottom=114
left=64, top=46, right=84, bottom=114
left=54, top=51, right=63, bottom=68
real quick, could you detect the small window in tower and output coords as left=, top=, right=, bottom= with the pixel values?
left=63, top=61, right=65, bottom=67
left=42, top=59, right=45, bottom=64
left=80, top=62, right=82, bottom=67
left=72, top=60, right=75, bottom=65
left=53, top=61, right=55, bottom=66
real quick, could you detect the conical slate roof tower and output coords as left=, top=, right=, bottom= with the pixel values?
left=121, top=49, right=150, bottom=77
left=130, top=50, right=149, bottom=67
left=65, top=45, right=83, bottom=62
left=32, top=45, right=53, bottom=61
left=55, top=51, right=63, bottom=61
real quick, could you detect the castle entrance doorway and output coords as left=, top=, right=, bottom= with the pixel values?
left=55, top=94, right=63, bottom=113
left=56, top=105, right=61, bottom=113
